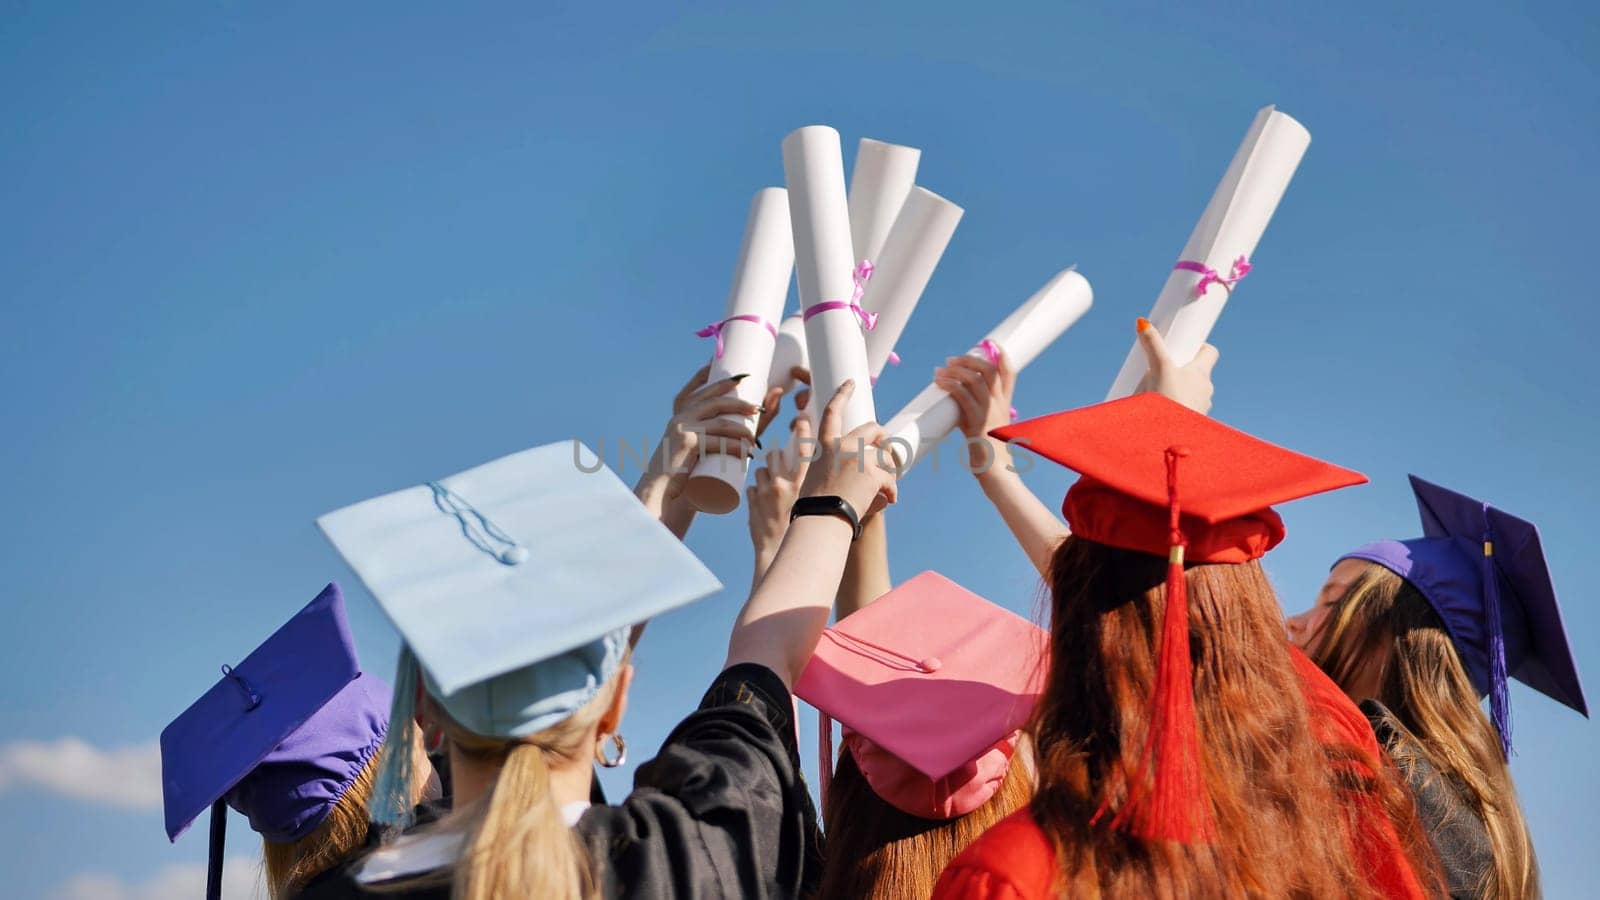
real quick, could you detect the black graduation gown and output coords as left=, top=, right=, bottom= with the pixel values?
left=1362, top=700, right=1496, bottom=900
left=295, top=663, right=823, bottom=900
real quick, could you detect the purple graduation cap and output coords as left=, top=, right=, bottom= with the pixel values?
left=1340, top=475, right=1588, bottom=756
left=160, top=583, right=391, bottom=900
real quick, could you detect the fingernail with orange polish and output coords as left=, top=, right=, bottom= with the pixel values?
left=1136, top=317, right=1151, bottom=334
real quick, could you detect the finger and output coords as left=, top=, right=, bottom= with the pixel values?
left=817, top=380, right=855, bottom=444
left=873, top=479, right=899, bottom=512
left=754, top=466, right=772, bottom=494
left=1187, top=343, right=1220, bottom=377
left=845, top=422, right=888, bottom=448
left=948, top=354, right=999, bottom=381
left=963, top=352, right=1006, bottom=394
left=686, top=395, right=762, bottom=421
left=794, top=388, right=811, bottom=412
left=954, top=364, right=992, bottom=405
left=754, top=384, right=785, bottom=438
left=701, top=421, right=757, bottom=443
left=936, top=375, right=983, bottom=430
left=791, top=416, right=815, bottom=479
left=790, top=366, right=812, bottom=386
left=673, top=364, right=713, bottom=411
left=948, top=356, right=1003, bottom=399
left=943, top=363, right=991, bottom=411
left=997, top=346, right=1017, bottom=394
left=1136, top=318, right=1175, bottom=376
left=685, top=373, right=747, bottom=407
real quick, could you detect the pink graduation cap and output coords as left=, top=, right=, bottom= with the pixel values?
left=794, top=571, right=1048, bottom=820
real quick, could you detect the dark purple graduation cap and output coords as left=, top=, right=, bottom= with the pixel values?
left=1340, top=475, right=1587, bottom=755
left=160, top=583, right=391, bottom=900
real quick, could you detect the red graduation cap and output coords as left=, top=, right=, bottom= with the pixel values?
left=991, top=394, right=1368, bottom=841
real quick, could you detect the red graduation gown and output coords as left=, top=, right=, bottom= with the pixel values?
left=931, top=646, right=1427, bottom=900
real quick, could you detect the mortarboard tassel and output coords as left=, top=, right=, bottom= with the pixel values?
left=1482, top=512, right=1513, bottom=758
left=817, top=710, right=834, bottom=810
left=1110, top=447, right=1214, bottom=843
left=205, top=799, right=226, bottom=900
left=369, top=645, right=420, bottom=831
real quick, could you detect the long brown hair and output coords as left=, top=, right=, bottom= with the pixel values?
left=1310, top=562, right=1538, bottom=899
left=1029, top=537, right=1432, bottom=897
left=815, top=745, right=1032, bottom=898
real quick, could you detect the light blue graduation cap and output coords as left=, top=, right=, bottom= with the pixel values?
left=317, top=441, right=723, bottom=826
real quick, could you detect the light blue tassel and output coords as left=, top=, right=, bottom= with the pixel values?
left=370, top=645, right=420, bottom=829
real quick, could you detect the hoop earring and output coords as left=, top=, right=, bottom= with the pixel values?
left=595, top=733, right=627, bottom=768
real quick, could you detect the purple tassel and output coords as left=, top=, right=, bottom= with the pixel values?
left=1483, top=511, right=1512, bottom=758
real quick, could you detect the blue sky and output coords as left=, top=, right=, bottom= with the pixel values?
left=3, top=1, right=1596, bottom=897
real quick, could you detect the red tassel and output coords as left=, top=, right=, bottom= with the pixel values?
left=1107, top=447, right=1214, bottom=843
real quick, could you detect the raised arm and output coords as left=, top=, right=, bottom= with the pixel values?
left=835, top=512, right=890, bottom=619
left=725, top=381, right=899, bottom=688
left=746, top=417, right=812, bottom=593
left=935, top=323, right=1221, bottom=578
left=746, top=399, right=889, bottom=619
left=634, top=364, right=788, bottom=539
left=937, top=345, right=1068, bottom=577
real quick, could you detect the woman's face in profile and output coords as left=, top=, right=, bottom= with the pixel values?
left=1285, top=558, right=1367, bottom=650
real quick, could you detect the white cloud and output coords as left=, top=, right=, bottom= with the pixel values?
left=0, top=737, right=162, bottom=811
left=48, top=856, right=263, bottom=900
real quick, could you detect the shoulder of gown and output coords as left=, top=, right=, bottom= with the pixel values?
left=576, top=661, right=824, bottom=899
left=931, top=809, right=1057, bottom=900
left=1288, top=644, right=1384, bottom=763
left=1287, top=644, right=1430, bottom=900
left=1361, top=699, right=1496, bottom=900
left=295, top=664, right=820, bottom=900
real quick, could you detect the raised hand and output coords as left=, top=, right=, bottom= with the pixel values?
left=1134, top=318, right=1220, bottom=415
left=747, top=416, right=813, bottom=585
left=798, top=380, right=898, bottom=520
left=935, top=343, right=1017, bottom=473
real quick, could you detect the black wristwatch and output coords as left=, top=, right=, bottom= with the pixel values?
left=789, top=495, right=863, bottom=541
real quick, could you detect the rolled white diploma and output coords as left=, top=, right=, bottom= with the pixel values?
left=783, top=125, right=876, bottom=432
left=884, top=268, right=1093, bottom=472
left=1106, top=106, right=1311, bottom=400
left=684, top=188, right=795, bottom=514
left=848, top=138, right=921, bottom=263
left=766, top=313, right=808, bottom=393
left=860, top=186, right=963, bottom=379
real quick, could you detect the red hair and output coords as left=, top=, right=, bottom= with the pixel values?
left=1028, top=537, right=1439, bottom=897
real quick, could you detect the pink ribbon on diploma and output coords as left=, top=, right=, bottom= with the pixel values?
left=977, top=339, right=1018, bottom=422
left=1174, top=255, right=1252, bottom=298
left=695, top=314, right=779, bottom=359
left=802, top=260, right=878, bottom=331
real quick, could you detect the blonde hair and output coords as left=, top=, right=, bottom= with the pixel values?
left=401, top=674, right=623, bottom=900
left=1310, top=561, right=1538, bottom=899
left=262, top=736, right=411, bottom=899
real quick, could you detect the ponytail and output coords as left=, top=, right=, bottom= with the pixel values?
left=454, top=743, right=594, bottom=900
